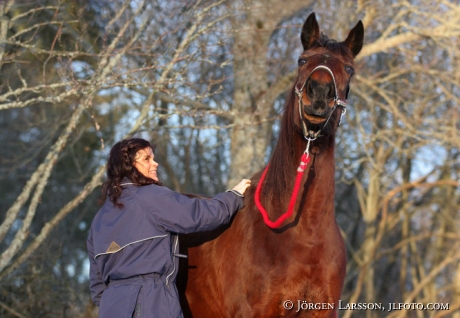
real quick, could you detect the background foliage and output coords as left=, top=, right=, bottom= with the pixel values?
left=0, top=0, right=459, bottom=317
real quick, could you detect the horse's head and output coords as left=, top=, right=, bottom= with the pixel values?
left=294, top=13, right=364, bottom=137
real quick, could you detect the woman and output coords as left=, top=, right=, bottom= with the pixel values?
left=87, top=138, right=250, bottom=318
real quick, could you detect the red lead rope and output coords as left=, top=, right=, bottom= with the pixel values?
left=255, top=152, right=311, bottom=229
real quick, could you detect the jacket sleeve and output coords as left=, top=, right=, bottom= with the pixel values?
left=86, top=230, right=106, bottom=306
left=137, top=187, right=244, bottom=234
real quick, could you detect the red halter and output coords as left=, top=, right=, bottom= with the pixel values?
left=255, top=143, right=311, bottom=229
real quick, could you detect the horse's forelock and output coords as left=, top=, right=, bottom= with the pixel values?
left=312, top=33, right=354, bottom=60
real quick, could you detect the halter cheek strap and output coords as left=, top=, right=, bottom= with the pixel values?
left=294, top=65, right=348, bottom=140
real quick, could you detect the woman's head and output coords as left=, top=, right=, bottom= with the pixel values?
left=132, top=146, right=159, bottom=182
left=101, top=138, right=162, bottom=207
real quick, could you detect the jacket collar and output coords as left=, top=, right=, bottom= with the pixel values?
left=120, top=177, right=135, bottom=187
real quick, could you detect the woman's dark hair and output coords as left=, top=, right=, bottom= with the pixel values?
left=99, top=138, right=162, bottom=208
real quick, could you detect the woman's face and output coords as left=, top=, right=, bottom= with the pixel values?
left=133, top=147, right=159, bottom=182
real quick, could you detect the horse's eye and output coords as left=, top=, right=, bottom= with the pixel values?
left=345, top=66, right=354, bottom=75
left=298, top=58, right=307, bottom=67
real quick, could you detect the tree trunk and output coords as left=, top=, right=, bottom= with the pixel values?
left=227, top=0, right=313, bottom=186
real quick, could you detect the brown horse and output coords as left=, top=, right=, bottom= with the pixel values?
left=178, top=12, right=364, bottom=317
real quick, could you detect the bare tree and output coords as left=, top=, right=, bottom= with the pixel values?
left=334, top=1, right=460, bottom=317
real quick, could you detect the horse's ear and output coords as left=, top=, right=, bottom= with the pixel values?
left=344, top=20, right=364, bottom=57
left=301, top=12, right=320, bottom=51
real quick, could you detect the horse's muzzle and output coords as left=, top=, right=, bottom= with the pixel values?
left=303, top=104, right=333, bottom=119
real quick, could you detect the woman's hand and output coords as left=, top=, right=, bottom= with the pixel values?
left=232, top=179, right=251, bottom=195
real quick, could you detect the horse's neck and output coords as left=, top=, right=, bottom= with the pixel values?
left=263, top=134, right=337, bottom=224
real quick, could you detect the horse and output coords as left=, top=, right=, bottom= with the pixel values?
left=177, top=12, right=364, bottom=317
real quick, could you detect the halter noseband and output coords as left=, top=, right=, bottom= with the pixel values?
left=294, top=65, right=348, bottom=140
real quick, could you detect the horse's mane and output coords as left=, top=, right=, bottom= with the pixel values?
left=257, top=88, right=303, bottom=212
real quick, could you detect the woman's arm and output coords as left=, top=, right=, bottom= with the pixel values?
left=136, top=181, right=250, bottom=234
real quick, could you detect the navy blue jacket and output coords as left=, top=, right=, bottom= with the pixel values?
left=87, top=181, right=243, bottom=318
